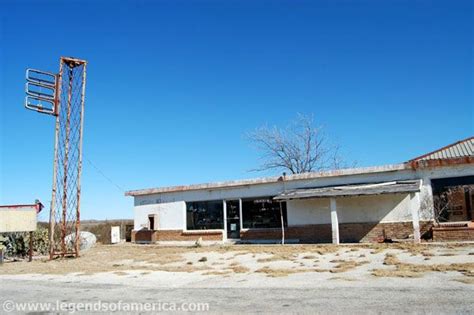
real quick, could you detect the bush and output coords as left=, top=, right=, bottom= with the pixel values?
left=0, top=233, right=27, bottom=257
left=26, top=228, right=49, bottom=255
left=0, top=228, right=49, bottom=258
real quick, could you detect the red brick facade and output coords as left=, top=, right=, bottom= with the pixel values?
left=132, top=221, right=436, bottom=243
left=240, top=221, right=433, bottom=243
left=132, top=229, right=223, bottom=243
left=155, top=230, right=223, bottom=241
left=432, top=226, right=474, bottom=241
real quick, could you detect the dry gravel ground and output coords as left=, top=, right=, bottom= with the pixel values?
left=1, top=243, right=474, bottom=314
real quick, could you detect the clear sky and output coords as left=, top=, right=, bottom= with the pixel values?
left=0, top=0, right=472, bottom=220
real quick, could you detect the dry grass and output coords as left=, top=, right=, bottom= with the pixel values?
left=255, top=266, right=304, bottom=277
left=439, top=253, right=456, bottom=256
left=256, top=252, right=297, bottom=263
left=453, top=277, right=474, bottom=285
left=76, top=272, right=95, bottom=276
left=146, top=254, right=185, bottom=265
left=367, top=243, right=465, bottom=256
left=372, top=253, right=474, bottom=278
left=1, top=242, right=472, bottom=278
left=329, top=276, right=358, bottom=281
left=255, top=265, right=336, bottom=277
left=3, top=243, right=323, bottom=275
left=228, top=264, right=250, bottom=273
left=202, top=270, right=232, bottom=276
left=383, top=253, right=400, bottom=265
left=330, top=260, right=370, bottom=273
left=0, top=244, right=216, bottom=275
left=372, top=268, right=422, bottom=278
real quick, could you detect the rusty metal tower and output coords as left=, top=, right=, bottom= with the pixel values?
left=25, top=57, right=87, bottom=258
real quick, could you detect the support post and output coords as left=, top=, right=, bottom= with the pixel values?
left=61, top=66, right=73, bottom=257
left=29, top=231, right=33, bottom=262
left=330, top=198, right=339, bottom=244
left=279, top=202, right=285, bottom=245
left=75, top=61, right=87, bottom=257
left=223, top=200, right=227, bottom=242
left=410, top=192, right=421, bottom=243
left=49, top=67, right=62, bottom=260
left=239, top=199, right=243, bottom=231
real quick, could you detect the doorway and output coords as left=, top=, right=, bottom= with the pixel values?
left=432, top=176, right=474, bottom=222
left=148, top=215, right=155, bottom=230
left=226, top=200, right=240, bottom=239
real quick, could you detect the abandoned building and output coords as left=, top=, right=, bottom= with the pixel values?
left=125, top=137, right=474, bottom=244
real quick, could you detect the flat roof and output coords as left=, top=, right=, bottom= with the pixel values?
left=125, top=137, right=474, bottom=197
left=125, top=163, right=407, bottom=197
left=273, top=180, right=421, bottom=200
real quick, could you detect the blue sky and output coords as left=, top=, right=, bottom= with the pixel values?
left=0, top=0, right=472, bottom=220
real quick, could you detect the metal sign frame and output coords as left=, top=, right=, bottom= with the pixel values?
left=25, top=68, right=59, bottom=116
left=24, top=56, right=87, bottom=259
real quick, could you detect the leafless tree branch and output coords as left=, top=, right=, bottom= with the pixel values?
left=246, top=114, right=348, bottom=174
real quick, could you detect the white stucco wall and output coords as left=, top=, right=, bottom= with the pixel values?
left=287, top=193, right=414, bottom=225
left=134, top=201, right=185, bottom=230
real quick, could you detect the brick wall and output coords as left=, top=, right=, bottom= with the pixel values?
left=240, top=221, right=433, bottom=243
left=133, top=221, right=435, bottom=243
left=154, top=230, right=223, bottom=241
left=132, top=229, right=223, bottom=243
left=432, top=227, right=474, bottom=241
left=132, top=230, right=155, bottom=243
left=341, top=221, right=432, bottom=243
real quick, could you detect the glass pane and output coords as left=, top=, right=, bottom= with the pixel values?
left=226, top=200, right=240, bottom=238
left=242, top=197, right=287, bottom=229
left=186, top=200, right=224, bottom=230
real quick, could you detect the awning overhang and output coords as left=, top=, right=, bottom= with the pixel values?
left=273, top=180, right=422, bottom=201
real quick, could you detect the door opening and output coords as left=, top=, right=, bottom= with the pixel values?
left=226, top=200, right=240, bottom=239
left=148, top=215, right=155, bottom=230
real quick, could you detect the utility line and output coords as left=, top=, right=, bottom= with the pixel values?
left=84, top=156, right=125, bottom=193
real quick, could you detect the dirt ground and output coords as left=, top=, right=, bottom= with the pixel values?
left=1, top=242, right=474, bottom=282
left=2, top=243, right=474, bottom=313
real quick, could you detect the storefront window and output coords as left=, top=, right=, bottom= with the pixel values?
left=242, top=197, right=287, bottom=229
left=186, top=200, right=224, bottom=230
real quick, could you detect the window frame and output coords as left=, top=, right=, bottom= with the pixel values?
left=185, top=200, right=225, bottom=231
left=241, top=197, right=288, bottom=230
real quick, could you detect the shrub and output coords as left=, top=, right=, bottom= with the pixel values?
left=0, top=227, right=49, bottom=258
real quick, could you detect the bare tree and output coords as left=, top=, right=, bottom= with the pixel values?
left=432, top=185, right=473, bottom=224
left=432, top=189, right=455, bottom=224
left=247, top=114, right=346, bottom=174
